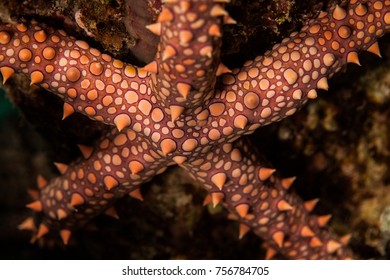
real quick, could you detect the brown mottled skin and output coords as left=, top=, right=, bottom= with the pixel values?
left=0, top=0, right=389, bottom=259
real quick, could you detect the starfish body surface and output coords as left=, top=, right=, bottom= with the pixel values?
left=0, top=0, right=389, bottom=259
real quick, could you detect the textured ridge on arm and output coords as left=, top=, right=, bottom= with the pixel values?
left=148, top=0, right=230, bottom=116
left=208, top=0, right=389, bottom=138
left=183, top=137, right=352, bottom=259
left=0, top=20, right=151, bottom=131
left=29, top=128, right=169, bottom=243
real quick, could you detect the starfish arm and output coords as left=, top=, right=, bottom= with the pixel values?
left=148, top=0, right=230, bottom=116
left=210, top=0, right=389, bottom=136
left=182, top=137, right=352, bottom=259
left=0, top=20, right=151, bottom=130
left=27, top=127, right=169, bottom=243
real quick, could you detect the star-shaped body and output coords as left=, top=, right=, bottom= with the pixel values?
left=0, top=0, right=389, bottom=259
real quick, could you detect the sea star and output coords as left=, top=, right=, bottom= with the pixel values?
left=0, top=0, right=389, bottom=259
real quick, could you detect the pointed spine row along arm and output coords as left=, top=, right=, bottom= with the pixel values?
left=23, top=128, right=171, bottom=244
left=206, top=0, right=389, bottom=139
left=183, top=138, right=352, bottom=260
left=0, top=20, right=153, bottom=132
left=146, top=0, right=234, bottom=120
